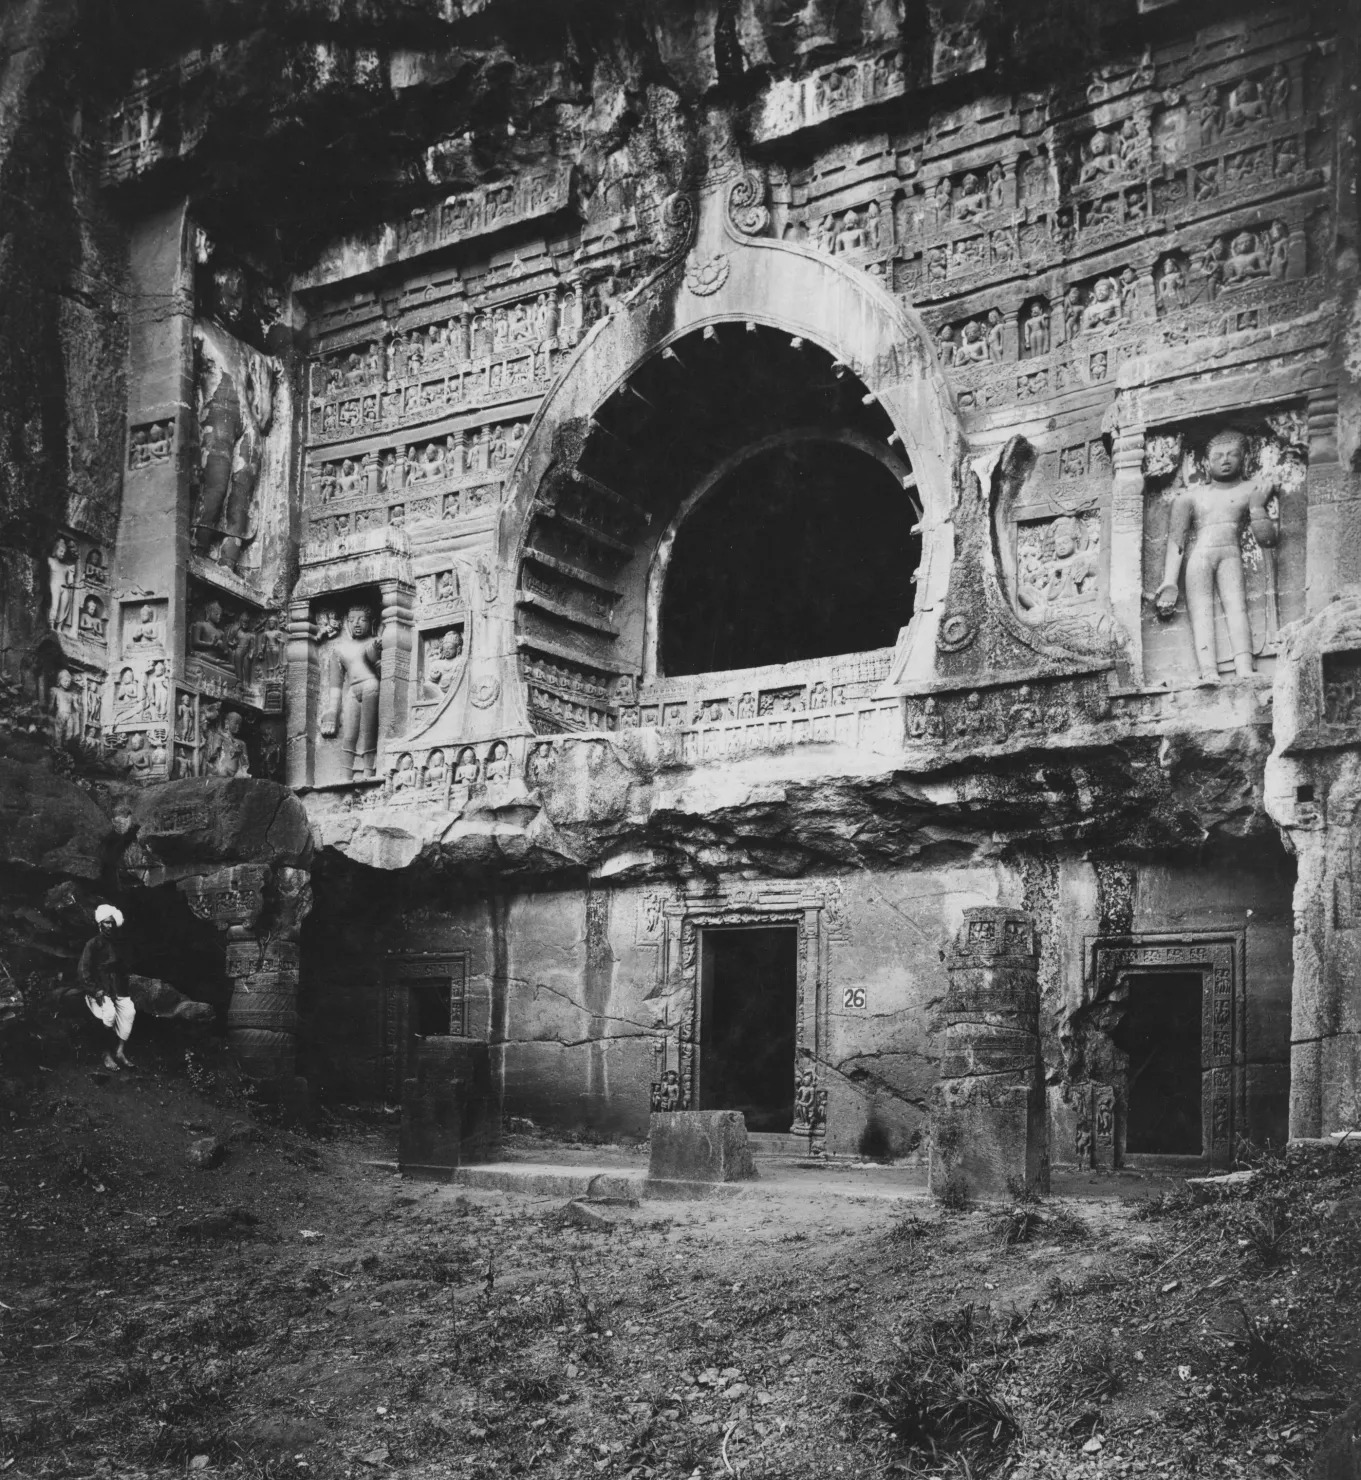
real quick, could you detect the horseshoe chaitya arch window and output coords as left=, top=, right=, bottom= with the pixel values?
left=513, top=324, right=921, bottom=725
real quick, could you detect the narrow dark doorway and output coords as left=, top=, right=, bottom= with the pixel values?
left=1116, top=972, right=1204, bottom=1156
left=699, top=927, right=798, bottom=1133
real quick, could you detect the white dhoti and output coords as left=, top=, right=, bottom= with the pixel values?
left=86, top=994, right=135, bottom=1041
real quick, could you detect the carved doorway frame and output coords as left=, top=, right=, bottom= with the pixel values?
left=381, top=950, right=472, bottom=1102
left=653, top=885, right=838, bottom=1139
left=1091, top=932, right=1246, bottom=1168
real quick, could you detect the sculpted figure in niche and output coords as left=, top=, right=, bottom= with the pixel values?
left=1220, top=230, right=1269, bottom=288
left=124, top=731, right=151, bottom=776
left=985, top=309, right=1005, bottom=362
left=484, top=741, right=512, bottom=783
left=190, top=600, right=228, bottom=658
left=175, top=692, right=195, bottom=742
left=956, top=319, right=988, bottom=363
left=257, top=612, right=285, bottom=677
left=1158, top=256, right=1187, bottom=311
left=954, top=172, right=986, bottom=220
left=1266, top=63, right=1289, bottom=117
left=936, top=324, right=958, bottom=367
left=206, top=710, right=251, bottom=778
left=933, top=176, right=952, bottom=223
left=194, top=326, right=279, bottom=571
left=993, top=437, right=1124, bottom=658
left=1267, top=221, right=1289, bottom=280
left=1080, top=277, right=1121, bottom=332
left=319, top=605, right=382, bottom=778
left=49, top=537, right=76, bottom=631
left=336, top=459, right=363, bottom=497
left=426, top=748, right=447, bottom=788
left=453, top=746, right=479, bottom=784
left=1225, top=76, right=1267, bottom=130
left=50, top=670, right=82, bottom=746
left=1156, top=428, right=1280, bottom=683
left=1079, top=130, right=1118, bottom=184
left=79, top=595, right=105, bottom=640
left=143, top=659, right=169, bottom=721
left=423, top=629, right=464, bottom=699
left=229, top=614, right=257, bottom=687
left=392, top=753, right=416, bottom=790
left=130, top=604, right=160, bottom=647
left=1022, top=302, right=1050, bottom=357
left=908, top=697, right=941, bottom=741
left=834, top=209, right=864, bottom=254
left=986, top=163, right=1005, bottom=210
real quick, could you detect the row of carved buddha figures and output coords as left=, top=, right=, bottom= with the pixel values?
left=390, top=742, right=513, bottom=791
left=312, top=286, right=598, bottom=398
left=314, top=422, right=525, bottom=501
left=937, top=223, right=1293, bottom=366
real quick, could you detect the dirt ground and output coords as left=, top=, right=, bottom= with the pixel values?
left=2, top=1045, right=1359, bottom=1480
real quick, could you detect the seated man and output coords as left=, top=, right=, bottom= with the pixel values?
left=79, top=904, right=135, bottom=1071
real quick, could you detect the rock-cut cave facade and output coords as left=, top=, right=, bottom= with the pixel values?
left=8, top=0, right=1361, bottom=1184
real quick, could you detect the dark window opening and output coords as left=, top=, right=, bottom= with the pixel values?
left=661, top=440, right=919, bottom=676
left=1114, top=972, right=1204, bottom=1156
left=699, top=926, right=798, bottom=1133
left=407, top=977, right=465, bottom=1038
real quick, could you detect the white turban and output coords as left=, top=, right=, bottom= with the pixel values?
left=95, top=904, right=125, bottom=927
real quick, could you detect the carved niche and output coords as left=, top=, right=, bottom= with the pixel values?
left=1141, top=411, right=1306, bottom=687
left=193, top=320, right=286, bottom=573
left=990, top=435, right=1124, bottom=661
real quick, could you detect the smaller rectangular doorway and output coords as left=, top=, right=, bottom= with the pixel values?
left=698, top=926, right=798, bottom=1133
left=1116, top=971, right=1204, bottom=1157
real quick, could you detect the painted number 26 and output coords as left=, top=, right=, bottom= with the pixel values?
left=842, top=986, right=866, bottom=1010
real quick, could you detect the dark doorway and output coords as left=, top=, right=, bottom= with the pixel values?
left=1116, top=972, right=1204, bottom=1156
left=661, top=440, right=919, bottom=676
left=700, top=927, right=798, bottom=1133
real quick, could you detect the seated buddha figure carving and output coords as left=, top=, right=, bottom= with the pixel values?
left=1155, top=428, right=1279, bottom=683
left=1219, top=230, right=1269, bottom=289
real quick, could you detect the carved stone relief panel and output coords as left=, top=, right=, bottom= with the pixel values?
left=185, top=581, right=285, bottom=714
left=193, top=320, right=288, bottom=577
left=1141, top=411, right=1307, bottom=687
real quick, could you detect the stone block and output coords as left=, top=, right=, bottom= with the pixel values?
left=647, top=1111, right=756, bottom=1185
left=929, top=1080, right=1046, bottom=1202
left=399, top=1076, right=461, bottom=1181
left=399, top=1038, right=500, bottom=1179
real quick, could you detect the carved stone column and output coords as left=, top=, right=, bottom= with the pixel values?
left=929, top=906, right=1047, bottom=1199
left=178, top=861, right=313, bottom=1089
left=377, top=579, right=414, bottom=756
left=284, top=598, right=318, bottom=787
left=1108, top=424, right=1146, bottom=684
left=1265, top=591, right=1361, bottom=1138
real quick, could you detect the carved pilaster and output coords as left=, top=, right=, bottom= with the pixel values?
left=1109, top=426, right=1146, bottom=684
left=285, top=598, right=317, bottom=787
left=1305, top=387, right=1344, bottom=617
left=378, top=579, right=415, bottom=753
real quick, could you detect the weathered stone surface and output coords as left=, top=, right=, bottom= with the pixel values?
left=930, top=908, right=1046, bottom=1201
left=648, top=1112, right=756, bottom=1185
left=0, top=748, right=110, bottom=880
left=187, top=1135, right=227, bottom=1170
left=134, top=780, right=312, bottom=875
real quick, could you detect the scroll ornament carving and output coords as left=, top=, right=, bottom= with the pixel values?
left=727, top=171, right=770, bottom=237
